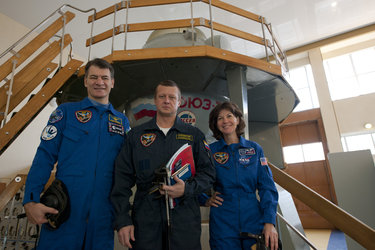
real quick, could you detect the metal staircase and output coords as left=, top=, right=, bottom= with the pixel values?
left=0, top=9, right=83, bottom=155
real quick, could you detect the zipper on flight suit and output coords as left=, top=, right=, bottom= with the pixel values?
left=86, top=110, right=105, bottom=224
left=233, top=148, right=242, bottom=233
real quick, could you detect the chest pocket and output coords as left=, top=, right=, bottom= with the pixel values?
left=62, top=122, right=89, bottom=142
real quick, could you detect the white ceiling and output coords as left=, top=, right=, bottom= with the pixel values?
left=1, top=0, right=374, bottom=60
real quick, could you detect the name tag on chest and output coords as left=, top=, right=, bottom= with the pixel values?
left=109, top=122, right=124, bottom=135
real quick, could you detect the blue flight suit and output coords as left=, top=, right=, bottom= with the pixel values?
left=201, top=137, right=278, bottom=249
left=23, top=97, right=130, bottom=250
left=111, top=116, right=215, bottom=250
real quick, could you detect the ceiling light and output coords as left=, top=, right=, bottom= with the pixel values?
left=331, top=2, right=338, bottom=7
left=364, top=123, right=373, bottom=129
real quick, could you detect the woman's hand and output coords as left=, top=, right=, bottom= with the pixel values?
left=205, top=191, right=224, bottom=207
left=263, top=223, right=279, bottom=250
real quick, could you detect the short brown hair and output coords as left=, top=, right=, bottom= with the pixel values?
left=154, top=80, right=181, bottom=100
left=85, top=58, right=114, bottom=79
left=209, top=101, right=246, bottom=140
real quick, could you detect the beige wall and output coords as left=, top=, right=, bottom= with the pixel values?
left=0, top=14, right=30, bottom=62
left=334, top=92, right=375, bottom=135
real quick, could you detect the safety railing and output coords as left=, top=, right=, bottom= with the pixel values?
left=85, top=0, right=288, bottom=71
left=0, top=4, right=96, bottom=65
left=276, top=212, right=317, bottom=250
left=269, top=162, right=375, bottom=249
left=0, top=5, right=96, bottom=130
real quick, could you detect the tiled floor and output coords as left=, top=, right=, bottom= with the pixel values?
left=305, top=229, right=347, bottom=250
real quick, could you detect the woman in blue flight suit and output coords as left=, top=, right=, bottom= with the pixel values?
left=200, top=101, right=279, bottom=250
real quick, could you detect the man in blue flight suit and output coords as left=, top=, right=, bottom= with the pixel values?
left=23, top=58, right=130, bottom=249
left=111, top=80, right=215, bottom=250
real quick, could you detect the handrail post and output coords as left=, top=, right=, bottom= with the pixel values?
left=1, top=60, right=17, bottom=128
left=124, top=0, right=129, bottom=50
left=190, top=0, right=195, bottom=46
left=268, top=22, right=278, bottom=65
left=208, top=0, right=215, bottom=47
left=88, top=11, right=96, bottom=61
left=58, top=10, right=66, bottom=70
left=112, top=4, right=118, bottom=55
left=260, top=16, right=269, bottom=62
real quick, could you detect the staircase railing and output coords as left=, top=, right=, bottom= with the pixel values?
left=276, top=212, right=317, bottom=250
left=0, top=5, right=96, bottom=154
left=269, top=162, right=375, bottom=249
left=0, top=4, right=96, bottom=66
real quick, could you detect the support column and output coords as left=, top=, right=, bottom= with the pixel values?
left=309, top=48, right=343, bottom=153
left=225, top=65, right=249, bottom=139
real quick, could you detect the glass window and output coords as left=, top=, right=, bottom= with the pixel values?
left=341, top=133, right=375, bottom=154
left=351, top=48, right=375, bottom=74
left=288, top=65, right=319, bottom=112
left=324, top=46, right=375, bottom=100
left=283, top=142, right=325, bottom=164
left=302, top=142, right=325, bottom=162
left=358, top=72, right=375, bottom=94
left=283, top=145, right=304, bottom=164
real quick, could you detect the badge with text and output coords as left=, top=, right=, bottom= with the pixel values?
left=109, top=122, right=124, bottom=135
left=176, top=133, right=193, bottom=141
left=41, top=125, right=58, bottom=141
left=48, top=109, right=63, bottom=124
left=214, top=152, right=229, bottom=164
left=239, top=147, right=255, bottom=156
left=75, top=110, right=92, bottom=123
left=140, top=133, right=156, bottom=147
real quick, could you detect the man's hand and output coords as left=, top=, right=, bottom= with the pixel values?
left=118, top=225, right=135, bottom=248
left=160, top=175, right=185, bottom=199
left=24, top=202, right=58, bottom=225
left=263, top=223, right=279, bottom=250
left=205, top=191, right=224, bottom=207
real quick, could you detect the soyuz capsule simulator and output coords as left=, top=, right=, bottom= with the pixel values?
left=57, top=27, right=298, bottom=166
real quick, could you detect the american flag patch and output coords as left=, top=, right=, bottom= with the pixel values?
left=260, top=157, right=268, bottom=166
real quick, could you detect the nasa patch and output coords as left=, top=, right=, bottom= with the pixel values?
left=140, top=133, right=156, bottom=147
left=41, top=125, right=58, bottom=141
left=48, top=109, right=63, bottom=123
left=214, top=152, right=229, bottom=164
left=75, top=110, right=92, bottom=123
left=239, top=156, right=251, bottom=165
left=178, top=110, right=196, bottom=126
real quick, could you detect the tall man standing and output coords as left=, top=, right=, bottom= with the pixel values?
left=111, top=80, right=215, bottom=249
left=23, top=58, right=130, bottom=249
